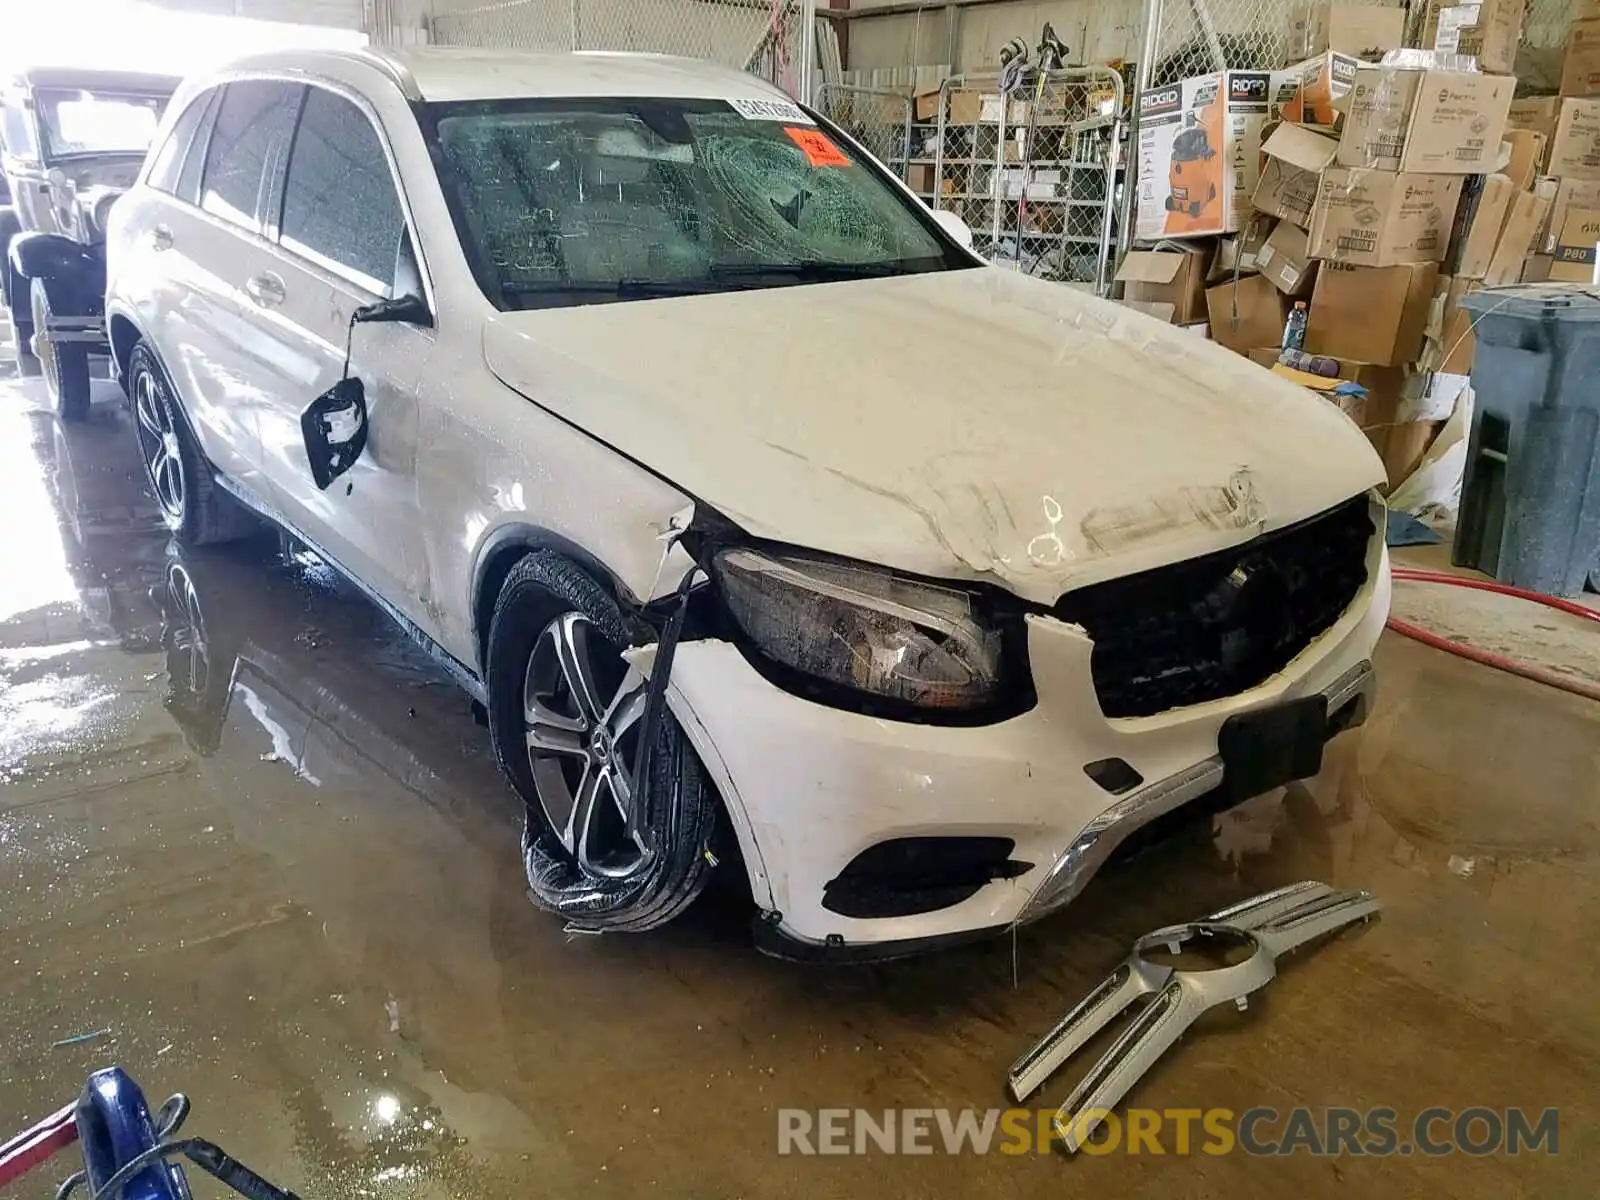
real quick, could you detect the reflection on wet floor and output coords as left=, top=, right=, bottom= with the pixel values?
left=1, top=379, right=1596, bottom=1198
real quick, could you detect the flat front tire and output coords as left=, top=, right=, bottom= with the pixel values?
left=486, top=550, right=721, bottom=932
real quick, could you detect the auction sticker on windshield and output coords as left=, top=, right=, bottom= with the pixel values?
left=784, top=127, right=851, bottom=167
left=728, top=97, right=812, bottom=123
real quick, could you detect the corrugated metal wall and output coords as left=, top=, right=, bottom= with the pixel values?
left=427, top=0, right=808, bottom=91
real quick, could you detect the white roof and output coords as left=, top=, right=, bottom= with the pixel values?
left=212, top=46, right=797, bottom=106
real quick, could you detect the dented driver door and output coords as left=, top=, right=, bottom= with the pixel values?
left=245, top=84, right=438, bottom=642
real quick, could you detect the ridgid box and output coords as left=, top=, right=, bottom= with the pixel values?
left=1270, top=51, right=1361, bottom=129
left=1338, top=66, right=1513, bottom=173
left=1136, top=71, right=1271, bottom=241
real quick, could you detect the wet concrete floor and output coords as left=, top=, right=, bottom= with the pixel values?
left=1, top=377, right=1596, bottom=1198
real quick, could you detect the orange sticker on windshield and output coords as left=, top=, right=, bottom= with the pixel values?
left=784, top=126, right=850, bottom=167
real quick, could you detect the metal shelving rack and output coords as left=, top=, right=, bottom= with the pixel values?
left=913, top=67, right=1125, bottom=294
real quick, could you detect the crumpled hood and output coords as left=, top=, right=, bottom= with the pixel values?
left=483, top=267, right=1383, bottom=605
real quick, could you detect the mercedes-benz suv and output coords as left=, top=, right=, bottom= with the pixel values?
left=104, top=47, right=1390, bottom=959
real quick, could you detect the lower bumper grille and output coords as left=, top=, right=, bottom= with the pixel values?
left=1054, top=496, right=1374, bottom=718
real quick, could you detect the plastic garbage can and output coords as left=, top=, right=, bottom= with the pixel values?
left=1453, top=286, right=1600, bottom=597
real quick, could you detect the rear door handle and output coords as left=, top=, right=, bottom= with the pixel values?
left=245, top=272, right=286, bottom=307
left=149, top=225, right=173, bottom=251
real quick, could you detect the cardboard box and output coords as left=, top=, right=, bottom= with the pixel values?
left=1563, top=18, right=1600, bottom=98
left=1115, top=247, right=1212, bottom=323
left=1423, top=274, right=1482, bottom=375
left=1483, top=185, right=1553, bottom=285
left=1550, top=207, right=1600, bottom=281
left=1270, top=52, right=1361, bottom=129
left=1508, top=96, right=1563, bottom=146
left=1434, top=0, right=1527, bottom=75
left=1548, top=98, right=1600, bottom=179
left=1255, top=219, right=1319, bottom=295
left=1250, top=348, right=1402, bottom=426
left=1306, top=262, right=1439, bottom=365
left=905, top=164, right=935, bottom=193
left=1120, top=300, right=1177, bottom=321
left=1136, top=71, right=1272, bottom=241
left=914, top=90, right=942, bottom=122
left=1253, top=122, right=1340, bottom=228
left=1209, top=214, right=1275, bottom=280
left=1307, top=168, right=1464, bottom=267
left=1206, top=274, right=1290, bottom=354
left=1339, top=67, right=1514, bottom=174
left=1501, top=130, right=1545, bottom=192
left=1448, top=173, right=1515, bottom=278
left=1523, top=253, right=1554, bottom=281
left=1302, top=3, right=1407, bottom=59
left=1543, top=176, right=1600, bottom=252
left=949, top=90, right=984, bottom=126
left=1368, top=420, right=1446, bottom=491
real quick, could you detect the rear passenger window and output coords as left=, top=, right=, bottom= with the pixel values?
left=200, top=81, right=303, bottom=230
left=280, top=88, right=404, bottom=293
left=147, top=89, right=216, bottom=197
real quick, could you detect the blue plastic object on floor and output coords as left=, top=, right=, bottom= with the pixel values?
left=1386, top=511, right=1441, bottom=547
left=75, top=1068, right=188, bottom=1200
left=1454, top=286, right=1600, bottom=597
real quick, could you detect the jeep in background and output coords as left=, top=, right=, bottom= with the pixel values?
left=1, top=68, right=176, bottom=416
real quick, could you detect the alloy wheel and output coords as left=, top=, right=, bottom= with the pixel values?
left=523, top=611, right=652, bottom=878
left=134, top=369, right=185, bottom=522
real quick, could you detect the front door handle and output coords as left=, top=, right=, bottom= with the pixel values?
left=149, top=225, right=173, bottom=251
left=244, top=272, right=286, bottom=307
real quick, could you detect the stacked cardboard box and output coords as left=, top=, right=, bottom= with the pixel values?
left=1121, top=13, right=1561, bottom=492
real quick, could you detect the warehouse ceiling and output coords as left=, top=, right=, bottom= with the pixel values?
left=136, top=0, right=364, bottom=29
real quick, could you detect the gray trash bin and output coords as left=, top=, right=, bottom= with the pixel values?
left=1453, top=285, right=1600, bottom=597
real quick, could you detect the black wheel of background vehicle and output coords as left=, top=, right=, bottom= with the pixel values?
left=31, top=278, right=91, bottom=420
left=8, top=286, right=41, bottom=379
left=128, top=341, right=260, bottom=546
left=486, top=550, right=721, bottom=932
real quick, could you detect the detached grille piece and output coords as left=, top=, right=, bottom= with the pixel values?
left=1055, top=496, right=1374, bottom=718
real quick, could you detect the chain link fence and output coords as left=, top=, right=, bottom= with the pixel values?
left=430, top=0, right=809, bottom=95
left=923, top=68, right=1124, bottom=293
left=1139, top=0, right=1585, bottom=101
left=817, top=84, right=912, bottom=180
left=1140, top=0, right=1406, bottom=89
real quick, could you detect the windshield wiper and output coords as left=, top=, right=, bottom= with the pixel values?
left=499, top=278, right=734, bottom=306
left=708, top=260, right=932, bottom=283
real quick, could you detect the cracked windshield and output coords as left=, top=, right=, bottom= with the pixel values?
left=429, top=99, right=974, bottom=308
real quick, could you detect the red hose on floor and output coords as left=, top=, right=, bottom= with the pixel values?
left=1385, top=566, right=1600, bottom=703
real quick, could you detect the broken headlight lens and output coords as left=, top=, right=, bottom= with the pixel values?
left=713, top=548, right=1011, bottom=712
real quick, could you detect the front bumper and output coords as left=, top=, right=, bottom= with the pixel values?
left=663, top=543, right=1390, bottom=956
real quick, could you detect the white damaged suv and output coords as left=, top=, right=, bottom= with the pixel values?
left=104, top=47, right=1390, bottom=960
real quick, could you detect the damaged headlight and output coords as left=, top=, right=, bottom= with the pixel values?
left=713, top=548, right=1024, bottom=715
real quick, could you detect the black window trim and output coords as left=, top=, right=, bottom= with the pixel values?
left=195, top=79, right=306, bottom=237
left=145, top=86, right=220, bottom=201
left=179, top=87, right=224, bottom=207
